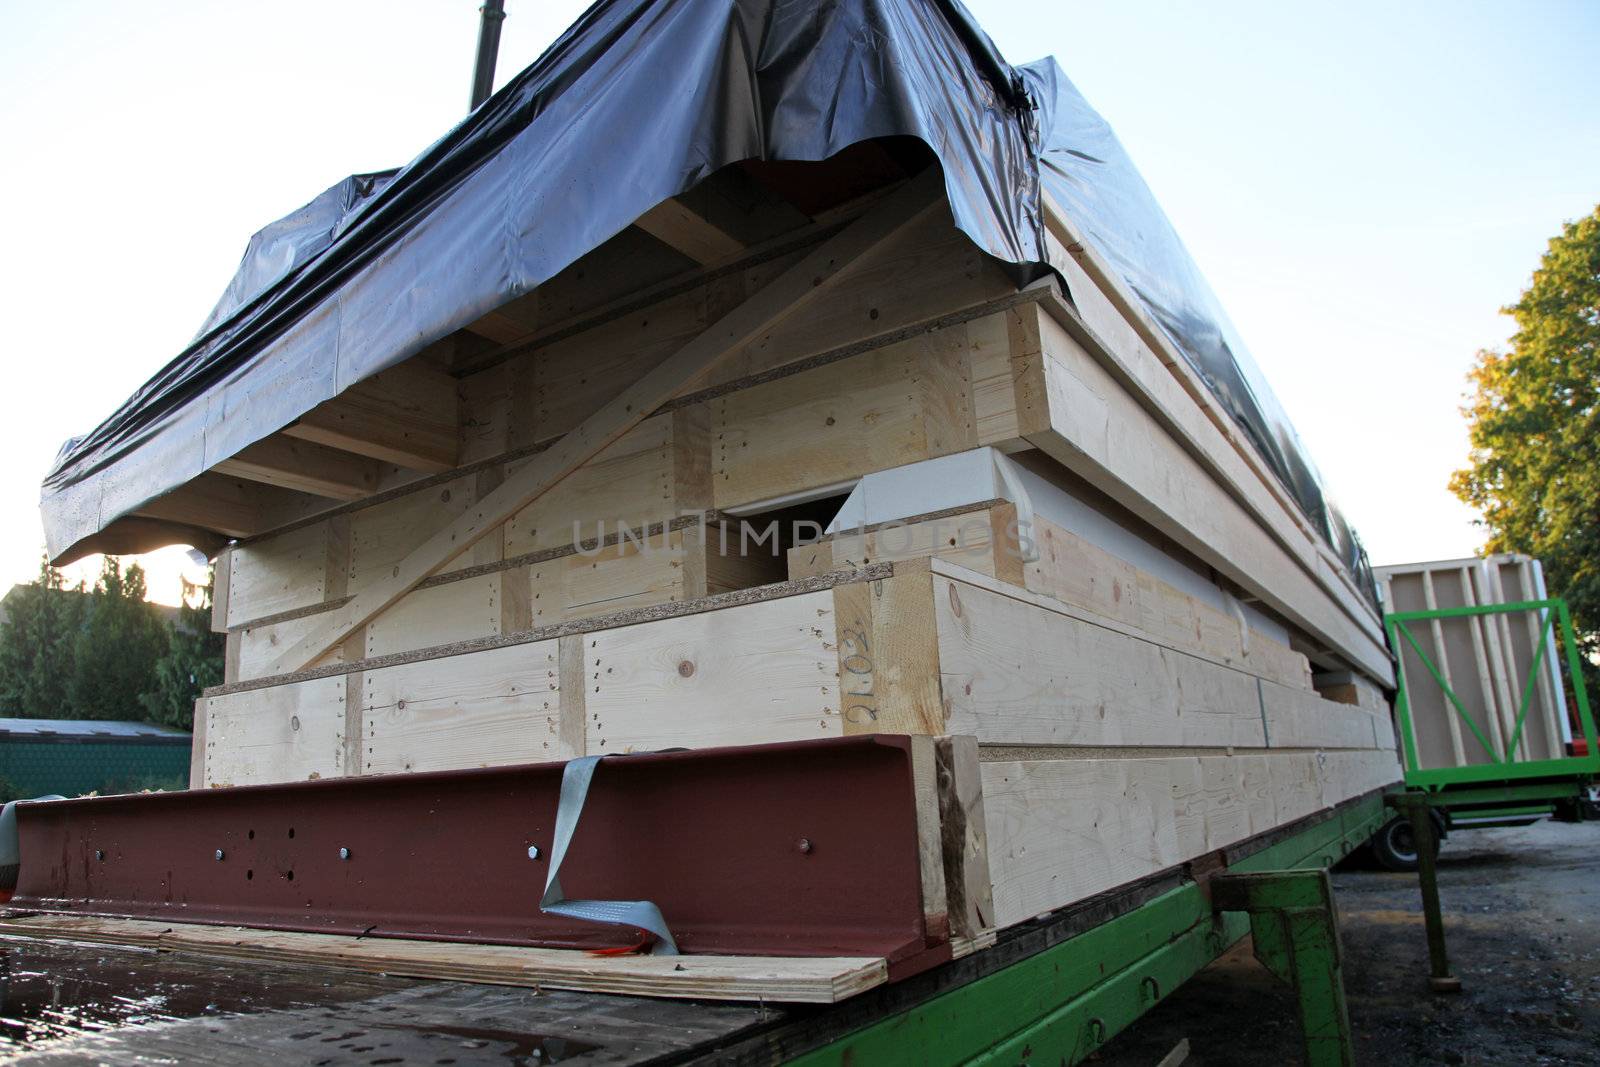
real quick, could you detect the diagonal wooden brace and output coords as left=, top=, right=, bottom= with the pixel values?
left=266, top=168, right=947, bottom=676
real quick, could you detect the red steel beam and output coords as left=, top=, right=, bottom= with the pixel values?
left=7, top=736, right=946, bottom=972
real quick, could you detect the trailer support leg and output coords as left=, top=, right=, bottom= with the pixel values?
left=1392, top=792, right=1462, bottom=993
left=1212, top=869, right=1354, bottom=1067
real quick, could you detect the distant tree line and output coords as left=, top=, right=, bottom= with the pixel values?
left=0, top=557, right=223, bottom=731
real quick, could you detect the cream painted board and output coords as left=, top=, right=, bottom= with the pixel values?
left=586, top=590, right=841, bottom=753
left=361, top=642, right=566, bottom=774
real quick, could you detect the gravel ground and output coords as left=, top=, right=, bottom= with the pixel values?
left=1092, top=818, right=1600, bottom=1066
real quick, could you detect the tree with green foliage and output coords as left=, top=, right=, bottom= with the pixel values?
left=66, top=558, right=170, bottom=721
left=1451, top=204, right=1600, bottom=688
left=139, top=573, right=225, bottom=731
left=0, top=557, right=88, bottom=716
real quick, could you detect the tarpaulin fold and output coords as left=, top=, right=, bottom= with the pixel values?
left=41, top=0, right=1372, bottom=599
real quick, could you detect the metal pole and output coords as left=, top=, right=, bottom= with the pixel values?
left=470, top=0, right=507, bottom=110
left=1393, top=793, right=1462, bottom=993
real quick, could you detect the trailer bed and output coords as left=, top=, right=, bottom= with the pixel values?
left=0, top=791, right=1388, bottom=1066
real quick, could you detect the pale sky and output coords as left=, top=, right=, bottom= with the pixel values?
left=0, top=1, right=1594, bottom=604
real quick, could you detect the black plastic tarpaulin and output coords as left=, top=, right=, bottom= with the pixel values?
left=40, top=0, right=1372, bottom=596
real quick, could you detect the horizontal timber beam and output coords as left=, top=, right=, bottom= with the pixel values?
left=132, top=473, right=321, bottom=540
left=634, top=197, right=747, bottom=266
left=284, top=361, right=458, bottom=473
left=213, top=435, right=381, bottom=502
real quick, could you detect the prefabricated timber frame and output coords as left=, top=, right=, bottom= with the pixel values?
left=201, top=175, right=1389, bottom=692
left=208, top=284, right=1391, bottom=695
left=198, top=555, right=1399, bottom=933
left=1382, top=597, right=1598, bottom=791
left=260, top=169, right=949, bottom=678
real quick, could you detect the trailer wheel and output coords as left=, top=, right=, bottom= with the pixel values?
left=1370, top=814, right=1441, bottom=872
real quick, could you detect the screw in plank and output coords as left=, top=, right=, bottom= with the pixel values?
left=214, top=849, right=225, bottom=861
left=796, top=838, right=813, bottom=855
left=338, top=847, right=351, bottom=861
left=94, top=850, right=105, bottom=862
left=527, top=845, right=542, bottom=860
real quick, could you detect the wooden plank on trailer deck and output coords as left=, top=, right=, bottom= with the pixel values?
left=0, top=915, right=887, bottom=1004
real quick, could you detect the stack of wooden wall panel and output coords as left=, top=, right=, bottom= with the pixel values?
left=1375, top=554, right=1568, bottom=773
left=199, top=189, right=1401, bottom=937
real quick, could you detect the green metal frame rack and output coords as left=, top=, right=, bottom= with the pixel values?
left=1385, top=597, right=1598, bottom=791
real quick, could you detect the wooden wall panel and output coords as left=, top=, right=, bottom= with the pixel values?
left=788, top=504, right=1020, bottom=584
left=236, top=615, right=344, bottom=682
left=1027, top=307, right=1393, bottom=684
left=529, top=531, right=687, bottom=624
left=346, top=475, right=480, bottom=590
left=711, top=330, right=980, bottom=510
left=936, top=574, right=1266, bottom=749
left=1262, top=682, right=1388, bottom=751
left=985, top=748, right=1397, bottom=928
left=713, top=206, right=1014, bottom=390
left=202, top=678, right=346, bottom=788
left=505, top=416, right=675, bottom=557
left=1029, top=517, right=1310, bottom=691
left=982, top=758, right=1181, bottom=927
left=225, top=524, right=328, bottom=628
left=361, top=643, right=566, bottom=775
left=790, top=504, right=1309, bottom=693
left=364, top=576, right=501, bottom=660
left=585, top=591, right=841, bottom=754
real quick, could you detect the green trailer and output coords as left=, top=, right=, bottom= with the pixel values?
left=1365, top=592, right=1598, bottom=870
